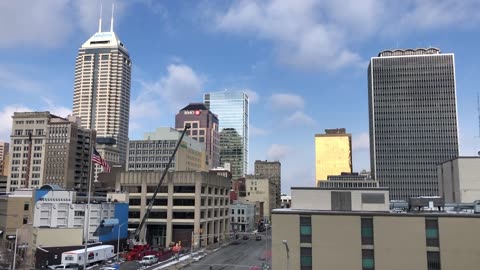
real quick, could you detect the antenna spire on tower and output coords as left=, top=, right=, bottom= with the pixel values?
left=98, top=2, right=103, bottom=32
left=110, top=1, right=115, bottom=32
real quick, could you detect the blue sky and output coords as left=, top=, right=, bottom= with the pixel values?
left=1, top=0, right=480, bottom=193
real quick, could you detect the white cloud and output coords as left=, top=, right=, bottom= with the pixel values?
left=250, top=125, right=269, bottom=137
left=210, top=0, right=480, bottom=70
left=268, top=93, right=304, bottom=111
left=285, top=111, right=315, bottom=126
left=0, top=65, right=47, bottom=93
left=130, top=63, right=203, bottom=134
left=0, top=0, right=130, bottom=48
left=0, top=105, right=32, bottom=141
left=245, top=89, right=259, bottom=103
left=266, top=144, right=291, bottom=161
left=41, top=97, right=72, bottom=118
left=352, top=132, right=370, bottom=151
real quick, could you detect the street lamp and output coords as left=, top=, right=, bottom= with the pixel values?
left=12, top=229, right=18, bottom=270
left=117, top=221, right=128, bottom=262
left=282, top=240, right=289, bottom=270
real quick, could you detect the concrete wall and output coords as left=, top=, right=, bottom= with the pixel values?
left=271, top=213, right=299, bottom=270
left=33, top=227, right=83, bottom=247
left=438, top=157, right=480, bottom=203
left=0, top=194, right=33, bottom=240
left=291, top=188, right=389, bottom=212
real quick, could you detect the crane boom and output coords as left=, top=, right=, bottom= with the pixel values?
left=133, top=125, right=191, bottom=243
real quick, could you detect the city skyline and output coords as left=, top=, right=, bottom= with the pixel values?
left=1, top=1, right=480, bottom=193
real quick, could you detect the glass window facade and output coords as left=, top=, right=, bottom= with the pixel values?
left=204, top=91, right=249, bottom=179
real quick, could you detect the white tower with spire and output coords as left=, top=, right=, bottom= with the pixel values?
left=72, top=2, right=131, bottom=167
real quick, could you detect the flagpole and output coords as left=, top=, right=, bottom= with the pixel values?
left=83, top=146, right=95, bottom=269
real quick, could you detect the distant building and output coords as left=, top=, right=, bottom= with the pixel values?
left=72, top=23, right=132, bottom=164
left=255, top=160, right=281, bottom=208
left=118, top=171, right=230, bottom=248
left=229, top=201, right=256, bottom=232
left=369, top=48, right=459, bottom=200
left=280, top=194, right=291, bottom=208
left=438, top=157, right=480, bottom=203
left=318, top=172, right=379, bottom=189
left=315, top=129, right=352, bottom=185
left=127, top=127, right=207, bottom=172
left=272, top=186, right=480, bottom=270
left=175, top=103, right=220, bottom=169
left=239, top=176, right=276, bottom=223
left=0, top=142, right=9, bottom=176
left=0, top=176, right=6, bottom=193
left=204, top=91, right=249, bottom=179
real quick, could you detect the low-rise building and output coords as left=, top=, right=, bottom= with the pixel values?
left=127, top=127, right=207, bottom=172
left=272, top=187, right=480, bottom=270
left=0, top=189, right=33, bottom=241
left=238, top=176, right=276, bottom=223
left=118, top=171, right=230, bottom=248
left=280, top=194, right=291, bottom=208
left=229, top=201, right=255, bottom=232
left=438, top=157, right=480, bottom=203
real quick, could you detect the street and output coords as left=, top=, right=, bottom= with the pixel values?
left=183, top=230, right=271, bottom=270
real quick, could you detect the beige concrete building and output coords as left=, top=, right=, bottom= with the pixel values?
left=0, top=142, right=9, bottom=177
left=118, top=171, right=230, bottom=248
left=239, top=176, right=276, bottom=222
left=315, top=129, right=352, bottom=185
left=438, top=157, right=480, bottom=203
left=0, top=189, right=33, bottom=240
left=127, top=127, right=207, bottom=172
left=254, top=160, right=281, bottom=208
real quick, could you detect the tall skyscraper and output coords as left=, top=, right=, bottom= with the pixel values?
left=175, top=103, right=220, bottom=168
left=254, top=160, right=281, bottom=208
left=315, top=128, right=352, bottom=185
left=204, top=91, right=249, bottom=179
left=368, top=48, right=459, bottom=200
left=72, top=14, right=131, bottom=165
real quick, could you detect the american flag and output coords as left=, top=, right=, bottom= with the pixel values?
left=92, top=148, right=111, bottom=173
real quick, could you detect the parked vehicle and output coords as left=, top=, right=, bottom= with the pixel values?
left=140, top=255, right=158, bottom=265
left=255, top=235, right=262, bottom=241
left=242, top=235, right=249, bottom=240
left=61, top=245, right=115, bottom=267
left=48, top=263, right=79, bottom=269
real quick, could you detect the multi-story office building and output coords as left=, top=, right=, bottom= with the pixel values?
left=175, top=103, right=220, bottom=169
left=239, top=176, right=276, bottom=222
left=255, top=160, right=281, bottom=208
left=44, top=116, right=96, bottom=192
left=118, top=171, right=230, bottom=248
left=0, top=142, right=9, bottom=176
left=229, top=201, right=256, bottom=232
left=8, top=112, right=53, bottom=191
left=7, top=112, right=95, bottom=193
left=438, top=157, right=480, bottom=203
left=127, top=127, right=207, bottom=172
left=272, top=187, right=480, bottom=270
left=315, top=129, right=352, bottom=185
left=204, top=91, right=249, bottom=179
left=368, top=48, right=459, bottom=200
left=72, top=20, right=132, bottom=165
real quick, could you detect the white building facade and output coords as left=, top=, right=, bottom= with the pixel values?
left=229, top=201, right=255, bottom=232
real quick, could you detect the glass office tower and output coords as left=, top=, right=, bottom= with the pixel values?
left=204, top=91, right=249, bottom=179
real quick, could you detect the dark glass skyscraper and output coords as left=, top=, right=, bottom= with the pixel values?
left=204, top=91, right=249, bottom=179
left=368, top=48, right=459, bottom=200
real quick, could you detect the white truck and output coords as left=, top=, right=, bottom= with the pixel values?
left=60, top=245, right=115, bottom=267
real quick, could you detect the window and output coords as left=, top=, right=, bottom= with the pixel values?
left=300, top=216, right=311, bottom=243
left=23, top=216, right=29, bottom=224
left=361, top=217, right=374, bottom=245
left=362, top=249, right=375, bottom=270
left=425, top=219, right=439, bottom=247
left=427, top=251, right=441, bottom=270
left=74, top=211, right=84, bottom=217
left=300, top=247, right=312, bottom=270
left=24, top=203, right=29, bottom=211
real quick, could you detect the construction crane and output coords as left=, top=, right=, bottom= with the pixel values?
left=132, top=124, right=191, bottom=244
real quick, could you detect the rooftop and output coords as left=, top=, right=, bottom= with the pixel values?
left=179, top=103, right=209, bottom=111
left=272, top=208, right=480, bottom=218
left=81, top=31, right=127, bottom=52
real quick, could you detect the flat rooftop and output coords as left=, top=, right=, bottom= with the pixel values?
left=272, top=208, right=480, bottom=218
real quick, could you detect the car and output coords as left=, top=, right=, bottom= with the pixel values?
left=255, top=235, right=262, bottom=241
left=48, top=264, right=80, bottom=270
left=242, top=235, right=249, bottom=240
left=140, top=255, right=158, bottom=265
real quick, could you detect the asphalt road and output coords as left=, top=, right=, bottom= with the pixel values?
left=183, top=231, right=272, bottom=270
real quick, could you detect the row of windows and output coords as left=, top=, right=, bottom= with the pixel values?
left=15, top=120, right=45, bottom=125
